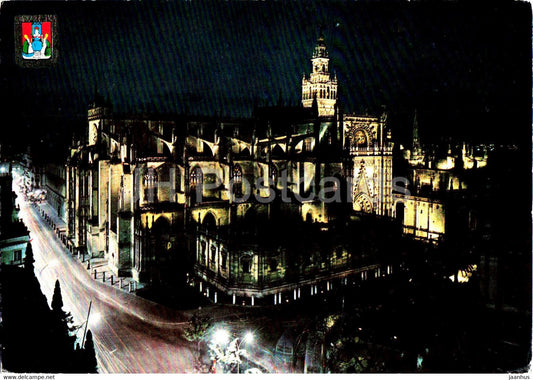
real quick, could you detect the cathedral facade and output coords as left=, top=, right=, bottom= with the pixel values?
left=66, top=35, right=397, bottom=304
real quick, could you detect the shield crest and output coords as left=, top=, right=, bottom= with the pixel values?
left=15, top=15, right=57, bottom=67
left=22, top=21, right=52, bottom=59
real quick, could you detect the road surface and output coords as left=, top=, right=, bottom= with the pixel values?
left=16, top=192, right=195, bottom=373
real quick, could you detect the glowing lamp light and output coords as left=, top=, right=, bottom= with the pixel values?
left=213, top=329, right=230, bottom=345
left=88, top=311, right=102, bottom=326
left=243, top=331, right=254, bottom=343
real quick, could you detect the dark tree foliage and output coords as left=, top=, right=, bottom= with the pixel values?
left=51, top=280, right=77, bottom=336
left=183, top=313, right=212, bottom=373
left=51, top=279, right=63, bottom=312
left=82, top=330, right=98, bottom=373
left=23, top=242, right=34, bottom=273
left=0, top=266, right=97, bottom=373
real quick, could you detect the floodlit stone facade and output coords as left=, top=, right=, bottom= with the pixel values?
left=65, top=35, right=459, bottom=303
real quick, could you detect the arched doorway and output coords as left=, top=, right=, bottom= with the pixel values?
left=147, top=216, right=183, bottom=288
left=203, top=212, right=217, bottom=229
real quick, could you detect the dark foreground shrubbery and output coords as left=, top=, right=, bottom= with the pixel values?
left=0, top=244, right=97, bottom=373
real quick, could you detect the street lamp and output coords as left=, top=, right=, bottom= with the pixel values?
left=243, top=331, right=254, bottom=344
left=213, top=329, right=230, bottom=346
left=39, top=259, right=58, bottom=275
left=76, top=300, right=102, bottom=348
left=210, top=329, right=255, bottom=373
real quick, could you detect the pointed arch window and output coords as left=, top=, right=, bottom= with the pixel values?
left=233, top=165, right=243, bottom=197
left=304, top=138, right=312, bottom=152
left=190, top=167, right=203, bottom=186
left=190, top=167, right=203, bottom=204
left=143, top=167, right=158, bottom=203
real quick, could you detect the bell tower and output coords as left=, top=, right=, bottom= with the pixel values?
left=302, top=33, right=338, bottom=117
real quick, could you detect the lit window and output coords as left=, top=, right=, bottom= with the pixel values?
left=304, top=139, right=311, bottom=152
left=190, top=167, right=203, bottom=186
left=233, top=165, right=243, bottom=197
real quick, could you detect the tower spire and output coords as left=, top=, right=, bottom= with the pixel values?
left=301, top=31, right=338, bottom=117
left=412, top=109, right=421, bottom=155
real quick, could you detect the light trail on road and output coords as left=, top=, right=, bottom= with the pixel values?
left=16, top=191, right=195, bottom=373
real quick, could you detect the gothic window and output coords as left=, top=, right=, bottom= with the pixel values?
left=190, top=166, right=203, bottom=188
left=143, top=167, right=158, bottom=203
left=322, top=64, right=325, bottom=72
left=233, top=165, right=243, bottom=197
left=304, top=138, right=311, bottom=152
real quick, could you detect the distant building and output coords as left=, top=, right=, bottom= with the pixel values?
left=0, top=162, right=29, bottom=267
left=393, top=111, right=491, bottom=243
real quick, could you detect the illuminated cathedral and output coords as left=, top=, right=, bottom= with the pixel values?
left=66, top=34, right=454, bottom=304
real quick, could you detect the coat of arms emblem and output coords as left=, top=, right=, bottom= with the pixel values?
left=22, top=21, right=52, bottom=59
left=15, top=15, right=57, bottom=67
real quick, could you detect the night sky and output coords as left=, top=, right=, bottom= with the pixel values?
left=0, top=1, right=531, bottom=159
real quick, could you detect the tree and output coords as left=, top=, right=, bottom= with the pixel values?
left=51, top=279, right=63, bottom=313
left=183, top=313, right=211, bottom=372
left=82, top=329, right=98, bottom=373
left=51, top=280, right=77, bottom=335
left=24, top=242, right=35, bottom=273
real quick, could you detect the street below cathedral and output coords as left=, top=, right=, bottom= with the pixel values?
left=16, top=185, right=196, bottom=373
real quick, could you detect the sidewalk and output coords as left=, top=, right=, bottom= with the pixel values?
left=33, top=200, right=142, bottom=294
